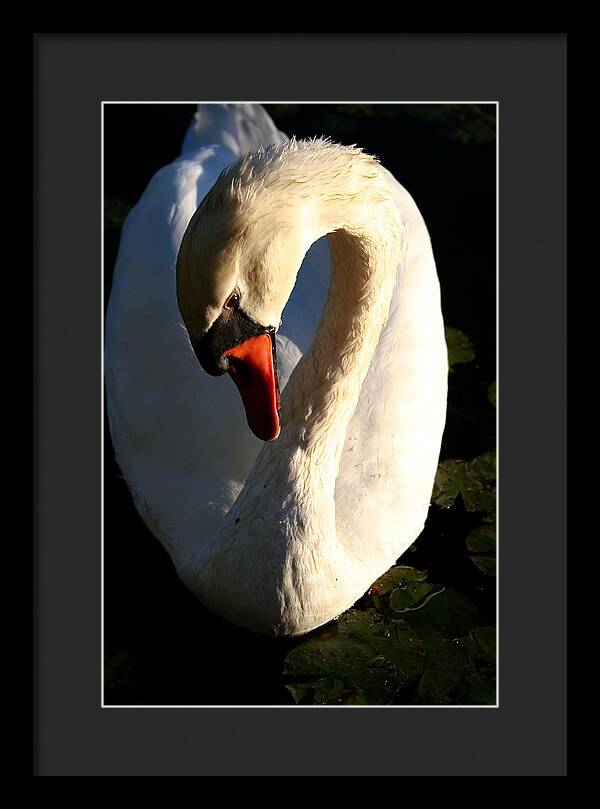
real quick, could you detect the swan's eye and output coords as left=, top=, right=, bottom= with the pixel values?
left=224, top=291, right=240, bottom=311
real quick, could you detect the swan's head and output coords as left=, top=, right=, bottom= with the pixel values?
left=176, top=147, right=319, bottom=442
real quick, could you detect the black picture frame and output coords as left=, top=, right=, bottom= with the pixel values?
left=32, top=32, right=566, bottom=776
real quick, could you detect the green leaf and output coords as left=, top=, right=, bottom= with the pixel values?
left=416, top=629, right=496, bottom=705
left=363, top=620, right=428, bottom=685
left=466, top=524, right=496, bottom=576
left=432, top=451, right=496, bottom=516
left=466, top=523, right=496, bottom=553
left=455, top=673, right=497, bottom=705
left=488, top=381, right=497, bottom=407
left=389, top=581, right=436, bottom=612
left=470, top=555, right=497, bottom=576
left=417, top=639, right=471, bottom=704
left=467, top=450, right=496, bottom=480
left=337, top=611, right=427, bottom=686
left=369, top=565, right=428, bottom=611
left=284, top=597, right=491, bottom=705
left=371, top=565, right=428, bottom=594
left=431, top=460, right=468, bottom=509
left=286, top=676, right=347, bottom=705
left=464, top=627, right=496, bottom=666
left=396, top=587, right=480, bottom=638
left=337, top=607, right=386, bottom=638
left=445, top=327, right=475, bottom=369
left=284, top=610, right=429, bottom=705
left=283, top=636, right=374, bottom=681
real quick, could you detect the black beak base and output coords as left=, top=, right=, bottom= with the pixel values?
left=192, top=307, right=273, bottom=376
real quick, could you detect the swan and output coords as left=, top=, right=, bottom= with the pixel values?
left=105, top=103, right=447, bottom=637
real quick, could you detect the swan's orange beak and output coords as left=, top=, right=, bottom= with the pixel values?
left=223, top=332, right=281, bottom=442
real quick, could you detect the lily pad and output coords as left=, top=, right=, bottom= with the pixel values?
left=466, top=523, right=496, bottom=553
left=455, top=673, right=497, bottom=705
left=445, top=327, right=475, bottom=369
left=417, top=639, right=471, bottom=704
left=415, top=628, right=496, bottom=705
left=432, top=451, right=496, bottom=515
left=360, top=620, right=428, bottom=685
left=339, top=610, right=428, bottom=686
left=284, top=593, right=487, bottom=705
left=285, top=610, right=429, bottom=704
left=467, top=451, right=496, bottom=480
left=369, top=565, right=428, bottom=610
left=464, top=627, right=496, bottom=666
left=395, top=587, right=480, bottom=638
left=466, top=523, right=496, bottom=576
left=388, top=581, right=437, bottom=612
left=283, top=636, right=374, bottom=681
left=286, top=676, right=347, bottom=705
left=470, top=555, right=497, bottom=576
left=337, top=607, right=387, bottom=638
left=371, top=565, right=428, bottom=595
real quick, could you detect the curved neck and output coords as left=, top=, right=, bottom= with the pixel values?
left=205, top=147, right=408, bottom=526
left=207, top=144, right=406, bottom=509
left=283, top=225, right=401, bottom=483
left=203, top=141, right=408, bottom=497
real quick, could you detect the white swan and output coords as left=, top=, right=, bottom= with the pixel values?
left=105, top=104, right=447, bottom=636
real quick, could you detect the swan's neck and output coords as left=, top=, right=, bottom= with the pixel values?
left=282, top=208, right=403, bottom=490
left=234, top=151, right=406, bottom=531
left=202, top=140, right=406, bottom=495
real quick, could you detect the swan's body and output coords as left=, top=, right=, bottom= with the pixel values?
left=105, top=104, right=447, bottom=636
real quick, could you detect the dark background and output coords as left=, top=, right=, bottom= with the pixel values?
left=103, top=103, right=497, bottom=706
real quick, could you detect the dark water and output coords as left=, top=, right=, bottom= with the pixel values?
left=103, top=104, right=496, bottom=705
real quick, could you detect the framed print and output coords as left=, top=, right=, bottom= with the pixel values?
left=103, top=99, right=498, bottom=710
left=33, top=33, right=566, bottom=776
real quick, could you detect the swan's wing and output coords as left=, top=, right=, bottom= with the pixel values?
left=181, top=103, right=287, bottom=157
left=105, top=104, right=328, bottom=573
left=106, top=145, right=253, bottom=567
